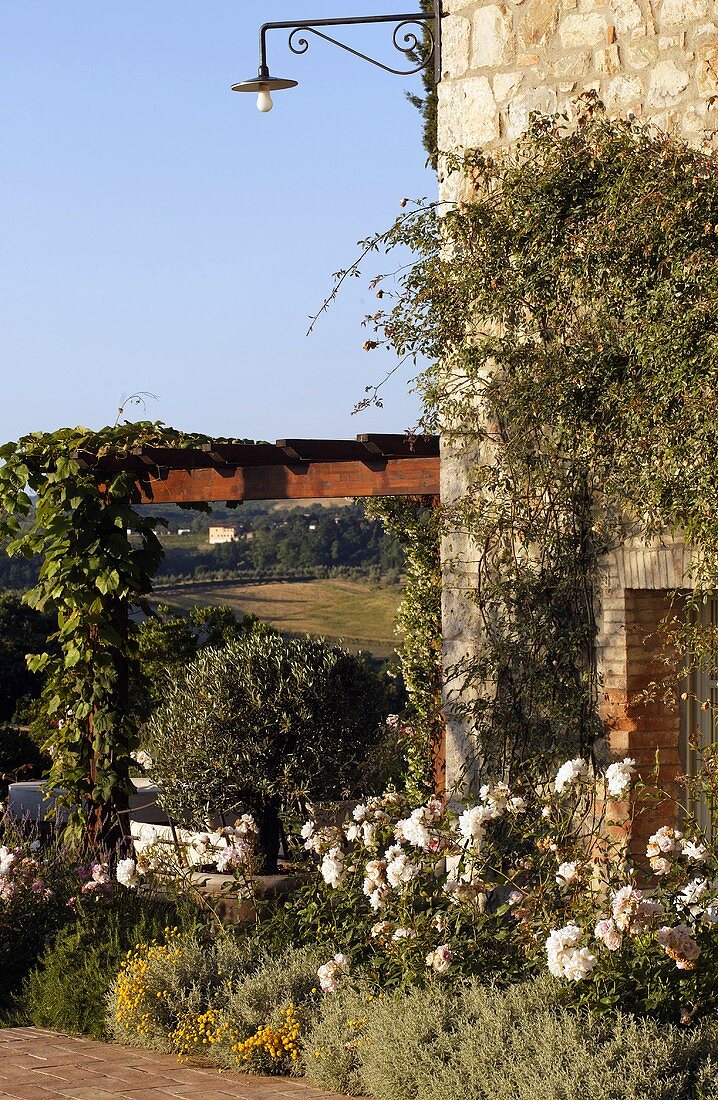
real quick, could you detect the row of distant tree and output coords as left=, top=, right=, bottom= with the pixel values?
left=0, top=503, right=404, bottom=593
left=157, top=503, right=403, bottom=579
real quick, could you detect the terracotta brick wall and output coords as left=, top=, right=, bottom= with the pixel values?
left=599, top=583, right=685, bottom=857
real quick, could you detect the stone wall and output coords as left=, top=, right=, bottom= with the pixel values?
left=436, top=0, right=713, bottom=794
left=439, top=0, right=718, bottom=162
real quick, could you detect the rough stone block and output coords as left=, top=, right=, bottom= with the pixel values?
left=697, top=42, right=718, bottom=94
left=610, top=0, right=644, bottom=33
left=605, top=73, right=644, bottom=106
left=624, top=40, right=659, bottom=67
left=519, top=0, right=561, bottom=46
left=442, top=14, right=472, bottom=79
left=659, top=0, right=709, bottom=27
left=506, top=86, right=558, bottom=137
left=647, top=58, right=690, bottom=103
left=596, top=44, right=622, bottom=72
left=493, top=70, right=525, bottom=100
left=549, top=49, right=592, bottom=76
left=559, top=10, right=608, bottom=46
left=472, top=5, right=516, bottom=67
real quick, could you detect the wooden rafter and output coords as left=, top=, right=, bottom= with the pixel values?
left=76, top=434, right=441, bottom=505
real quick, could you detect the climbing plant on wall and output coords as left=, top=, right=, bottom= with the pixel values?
left=340, top=98, right=718, bottom=781
left=363, top=495, right=442, bottom=800
left=0, top=422, right=220, bottom=841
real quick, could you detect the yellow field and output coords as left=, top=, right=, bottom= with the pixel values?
left=155, top=578, right=403, bottom=659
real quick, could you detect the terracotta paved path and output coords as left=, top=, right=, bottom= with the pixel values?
left=0, top=1029, right=348, bottom=1100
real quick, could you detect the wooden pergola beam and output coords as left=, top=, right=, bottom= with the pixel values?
left=135, top=456, right=440, bottom=504
left=80, top=434, right=441, bottom=505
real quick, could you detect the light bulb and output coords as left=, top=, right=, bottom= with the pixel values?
left=257, top=87, right=273, bottom=112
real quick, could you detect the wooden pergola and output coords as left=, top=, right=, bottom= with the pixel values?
left=78, top=433, right=440, bottom=505
left=77, top=430, right=444, bottom=790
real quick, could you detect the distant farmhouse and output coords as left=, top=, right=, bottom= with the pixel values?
left=208, top=524, right=238, bottom=545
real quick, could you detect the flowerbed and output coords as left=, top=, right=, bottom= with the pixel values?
left=6, top=748, right=718, bottom=1097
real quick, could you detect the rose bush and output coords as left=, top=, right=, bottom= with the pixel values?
left=291, top=753, right=718, bottom=1021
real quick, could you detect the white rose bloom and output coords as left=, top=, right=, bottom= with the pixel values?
left=392, top=927, right=415, bottom=940
left=131, top=749, right=154, bottom=769
left=425, top=796, right=444, bottom=822
left=563, top=947, right=598, bottom=982
left=0, top=847, right=16, bottom=878
left=647, top=825, right=683, bottom=855
left=317, top=953, right=350, bottom=993
left=604, top=758, right=636, bottom=799
left=480, top=783, right=511, bottom=818
left=458, top=805, right=491, bottom=844
left=554, top=758, right=589, bottom=795
left=301, top=821, right=319, bottom=852
left=594, top=918, right=622, bottom=951
left=320, top=846, right=346, bottom=889
left=509, top=796, right=527, bottom=814
left=646, top=826, right=683, bottom=874
left=611, top=885, right=643, bottom=932
left=116, top=858, right=140, bottom=889
left=344, top=823, right=360, bottom=843
left=677, top=878, right=708, bottom=917
left=556, top=861, right=579, bottom=888
left=91, top=862, right=110, bottom=884
left=683, top=840, right=709, bottom=862
left=386, top=852, right=421, bottom=889
left=546, top=923, right=596, bottom=981
left=426, top=944, right=453, bottom=973
left=368, top=886, right=389, bottom=910
left=363, top=858, right=385, bottom=888
left=361, top=822, right=377, bottom=848
left=396, top=810, right=431, bottom=849
left=221, top=841, right=251, bottom=872
left=353, top=804, right=368, bottom=822
left=657, top=924, right=701, bottom=969
left=443, top=877, right=483, bottom=906
left=236, top=813, right=257, bottom=834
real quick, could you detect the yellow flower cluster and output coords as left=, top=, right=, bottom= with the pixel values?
left=113, top=928, right=181, bottom=1038
left=344, top=1017, right=366, bottom=1051
left=170, top=1009, right=234, bottom=1057
left=232, top=1004, right=302, bottom=1064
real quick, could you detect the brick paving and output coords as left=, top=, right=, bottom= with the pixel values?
left=0, top=1029, right=349, bottom=1100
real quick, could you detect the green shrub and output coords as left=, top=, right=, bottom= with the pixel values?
left=211, top=945, right=322, bottom=1074
left=147, top=633, right=392, bottom=871
left=20, top=893, right=195, bottom=1040
left=108, top=928, right=235, bottom=1050
left=130, top=603, right=267, bottom=724
left=304, top=976, right=718, bottom=1100
left=108, top=929, right=321, bottom=1075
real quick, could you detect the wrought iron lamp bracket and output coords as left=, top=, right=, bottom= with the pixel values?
left=258, top=2, right=444, bottom=87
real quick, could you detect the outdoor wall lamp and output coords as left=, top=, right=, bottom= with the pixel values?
left=232, top=1, right=443, bottom=112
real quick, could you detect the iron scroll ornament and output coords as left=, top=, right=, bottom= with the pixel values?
left=286, top=17, right=437, bottom=78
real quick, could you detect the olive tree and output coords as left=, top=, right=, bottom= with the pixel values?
left=147, top=632, right=392, bottom=872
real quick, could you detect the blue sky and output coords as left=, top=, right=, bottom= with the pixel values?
left=0, top=2, right=433, bottom=445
